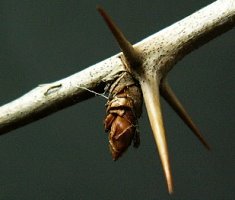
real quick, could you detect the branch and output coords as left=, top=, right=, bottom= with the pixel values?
left=1, top=0, right=234, bottom=135
left=0, top=56, right=125, bottom=134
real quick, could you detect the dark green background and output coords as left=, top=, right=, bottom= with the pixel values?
left=0, top=0, right=234, bottom=199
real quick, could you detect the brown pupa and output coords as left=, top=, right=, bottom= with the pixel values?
left=104, top=72, right=143, bottom=160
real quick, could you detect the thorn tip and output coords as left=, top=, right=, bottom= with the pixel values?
left=160, top=79, right=210, bottom=150
left=97, top=6, right=141, bottom=68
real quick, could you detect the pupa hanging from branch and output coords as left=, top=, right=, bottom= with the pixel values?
left=104, top=72, right=143, bottom=160
left=98, top=6, right=210, bottom=194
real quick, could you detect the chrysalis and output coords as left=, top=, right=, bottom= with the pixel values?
left=104, top=72, right=143, bottom=160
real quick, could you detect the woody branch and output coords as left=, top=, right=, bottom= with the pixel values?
left=0, top=0, right=234, bottom=135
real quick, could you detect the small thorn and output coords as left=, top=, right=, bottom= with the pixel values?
left=160, top=79, right=210, bottom=150
left=97, top=6, right=141, bottom=67
left=140, top=77, right=174, bottom=194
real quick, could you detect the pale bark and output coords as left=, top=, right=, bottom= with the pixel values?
left=0, top=0, right=234, bottom=135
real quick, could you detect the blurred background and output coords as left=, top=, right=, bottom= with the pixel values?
left=0, top=0, right=234, bottom=199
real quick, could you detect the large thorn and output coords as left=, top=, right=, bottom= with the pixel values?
left=160, top=79, right=210, bottom=150
left=98, top=6, right=173, bottom=193
left=140, top=77, right=173, bottom=194
left=97, top=6, right=142, bottom=68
